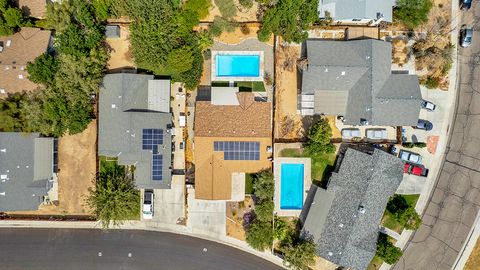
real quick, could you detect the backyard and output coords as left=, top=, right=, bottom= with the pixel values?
left=211, top=81, right=266, bottom=92
left=279, top=148, right=336, bottom=187
left=381, top=194, right=420, bottom=233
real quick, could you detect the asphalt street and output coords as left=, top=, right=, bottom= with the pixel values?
left=393, top=4, right=480, bottom=270
left=0, top=228, right=283, bottom=270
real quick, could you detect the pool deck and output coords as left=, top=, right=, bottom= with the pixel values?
left=211, top=51, right=264, bottom=82
left=274, top=157, right=312, bottom=217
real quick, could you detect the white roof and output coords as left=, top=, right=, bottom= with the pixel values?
left=147, top=80, right=170, bottom=113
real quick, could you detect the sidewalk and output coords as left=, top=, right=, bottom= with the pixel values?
left=0, top=219, right=286, bottom=268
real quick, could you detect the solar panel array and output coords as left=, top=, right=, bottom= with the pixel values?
left=142, top=129, right=164, bottom=181
left=152, top=154, right=163, bottom=181
left=142, top=129, right=163, bottom=154
left=214, top=141, right=260, bottom=160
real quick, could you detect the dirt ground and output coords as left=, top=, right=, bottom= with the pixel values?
left=465, top=237, right=480, bottom=270
left=226, top=196, right=254, bottom=241
left=326, top=116, right=341, bottom=139
left=106, top=24, right=135, bottom=70
left=215, top=23, right=273, bottom=46
left=203, top=0, right=259, bottom=22
left=12, top=121, right=97, bottom=216
left=274, top=40, right=303, bottom=140
left=392, top=38, right=408, bottom=66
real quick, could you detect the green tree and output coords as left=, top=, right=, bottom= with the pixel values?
left=254, top=200, right=274, bottom=222
left=27, top=53, right=58, bottom=86
left=184, top=0, right=210, bottom=20
left=93, top=0, right=113, bottom=20
left=376, top=234, right=403, bottom=265
left=252, top=171, right=274, bottom=201
left=282, top=236, right=317, bottom=270
left=394, top=0, right=432, bottom=29
left=273, top=216, right=289, bottom=241
left=245, top=220, right=273, bottom=250
left=214, top=0, right=237, bottom=18
left=387, top=194, right=409, bottom=214
left=305, top=118, right=335, bottom=155
left=399, top=207, right=422, bottom=230
left=0, top=93, right=27, bottom=131
left=87, top=160, right=140, bottom=228
left=259, top=0, right=318, bottom=43
left=0, top=0, right=25, bottom=36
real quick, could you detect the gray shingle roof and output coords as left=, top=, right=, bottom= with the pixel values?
left=98, top=74, right=172, bottom=189
left=302, top=148, right=404, bottom=270
left=0, top=132, right=54, bottom=212
left=302, top=39, right=422, bottom=126
left=318, top=0, right=396, bottom=22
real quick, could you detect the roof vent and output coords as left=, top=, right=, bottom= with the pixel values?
left=0, top=192, right=5, bottom=196
left=18, top=74, right=24, bottom=79
left=324, top=68, right=328, bottom=72
left=358, top=205, right=366, bottom=214
left=1, top=148, right=6, bottom=152
left=341, top=71, right=346, bottom=76
left=327, top=252, right=333, bottom=256
left=111, top=104, right=116, bottom=108
left=0, top=43, right=3, bottom=53
left=339, top=223, right=344, bottom=228
left=1, top=175, right=7, bottom=180
left=233, top=130, right=236, bottom=134
left=6, top=40, right=11, bottom=47
left=0, top=89, right=5, bottom=94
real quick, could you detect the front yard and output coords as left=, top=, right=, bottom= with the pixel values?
left=382, top=194, right=420, bottom=233
left=279, top=148, right=336, bottom=187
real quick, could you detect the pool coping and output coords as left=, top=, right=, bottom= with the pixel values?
left=273, top=157, right=312, bottom=217
left=211, top=51, right=264, bottom=82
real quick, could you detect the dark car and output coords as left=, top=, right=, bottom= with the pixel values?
left=404, top=163, right=429, bottom=177
left=415, top=119, right=433, bottom=131
left=460, top=26, right=473, bottom=47
left=461, top=0, right=472, bottom=9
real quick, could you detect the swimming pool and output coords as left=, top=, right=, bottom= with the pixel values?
left=216, top=54, right=260, bottom=77
left=280, top=163, right=305, bottom=210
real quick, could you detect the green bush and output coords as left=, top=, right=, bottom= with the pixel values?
left=245, top=220, right=273, bottom=250
left=27, top=53, right=58, bottom=86
left=394, top=0, right=433, bottom=29
left=214, top=0, right=237, bottom=18
left=387, top=195, right=409, bottom=214
left=305, top=118, right=335, bottom=155
left=184, top=0, right=211, bottom=20
left=376, top=234, right=403, bottom=265
left=239, top=0, right=253, bottom=9
left=414, top=142, right=427, bottom=148
left=254, top=200, right=274, bottom=222
left=402, top=142, right=414, bottom=148
left=0, top=0, right=26, bottom=36
left=0, top=93, right=28, bottom=132
left=424, top=76, right=440, bottom=89
left=281, top=236, right=317, bottom=270
left=273, top=217, right=289, bottom=241
left=252, top=171, right=274, bottom=201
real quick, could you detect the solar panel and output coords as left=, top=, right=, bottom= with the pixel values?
left=152, top=154, right=163, bottom=181
left=214, top=141, right=261, bottom=160
left=142, top=129, right=164, bottom=154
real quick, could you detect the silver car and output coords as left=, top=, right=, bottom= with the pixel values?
left=399, top=150, right=422, bottom=164
left=460, top=26, right=473, bottom=48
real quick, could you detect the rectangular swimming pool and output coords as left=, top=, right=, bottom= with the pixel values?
left=216, top=54, right=260, bottom=77
left=280, top=163, right=304, bottom=210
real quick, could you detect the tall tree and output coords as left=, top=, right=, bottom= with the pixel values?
left=87, top=161, right=140, bottom=228
left=305, top=118, right=335, bottom=154
left=394, top=0, right=432, bottom=29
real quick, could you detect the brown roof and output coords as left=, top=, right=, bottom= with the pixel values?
left=0, top=27, right=51, bottom=96
left=194, top=92, right=272, bottom=137
left=194, top=94, right=273, bottom=200
left=194, top=137, right=272, bottom=200
left=15, top=0, right=47, bottom=18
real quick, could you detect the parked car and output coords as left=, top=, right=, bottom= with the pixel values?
left=399, top=150, right=422, bottom=164
left=179, top=141, right=184, bottom=150
left=415, top=119, right=433, bottom=131
left=460, top=26, right=473, bottom=48
left=461, top=0, right=472, bottom=9
left=366, top=129, right=388, bottom=140
left=142, top=190, right=154, bottom=220
left=404, top=163, right=429, bottom=177
left=421, top=100, right=436, bottom=112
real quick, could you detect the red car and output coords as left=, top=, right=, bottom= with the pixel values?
left=404, top=163, right=429, bottom=177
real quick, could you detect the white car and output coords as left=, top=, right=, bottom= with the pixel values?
left=399, top=150, right=422, bottom=164
left=366, top=129, right=388, bottom=140
left=421, top=100, right=436, bottom=112
left=142, top=190, right=154, bottom=220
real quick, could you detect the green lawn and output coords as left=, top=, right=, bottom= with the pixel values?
left=381, top=194, right=420, bottom=233
left=245, top=173, right=254, bottom=195
left=367, top=256, right=384, bottom=270
left=279, top=148, right=336, bottom=187
left=211, top=81, right=266, bottom=92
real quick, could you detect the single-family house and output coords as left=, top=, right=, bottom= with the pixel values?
left=0, top=27, right=52, bottom=97
left=299, top=39, right=422, bottom=127
left=302, top=148, right=403, bottom=270
left=318, top=0, right=396, bottom=24
left=0, top=132, right=57, bottom=212
left=194, top=87, right=272, bottom=200
left=98, top=73, right=173, bottom=189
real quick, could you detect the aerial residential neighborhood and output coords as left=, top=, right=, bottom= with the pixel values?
left=0, top=0, right=479, bottom=270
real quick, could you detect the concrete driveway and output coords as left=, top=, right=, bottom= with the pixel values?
left=186, top=188, right=227, bottom=238
left=393, top=4, right=480, bottom=270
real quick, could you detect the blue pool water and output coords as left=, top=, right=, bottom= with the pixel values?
left=216, top=54, right=260, bottom=77
left=280, top=163, right=304, bottom=210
